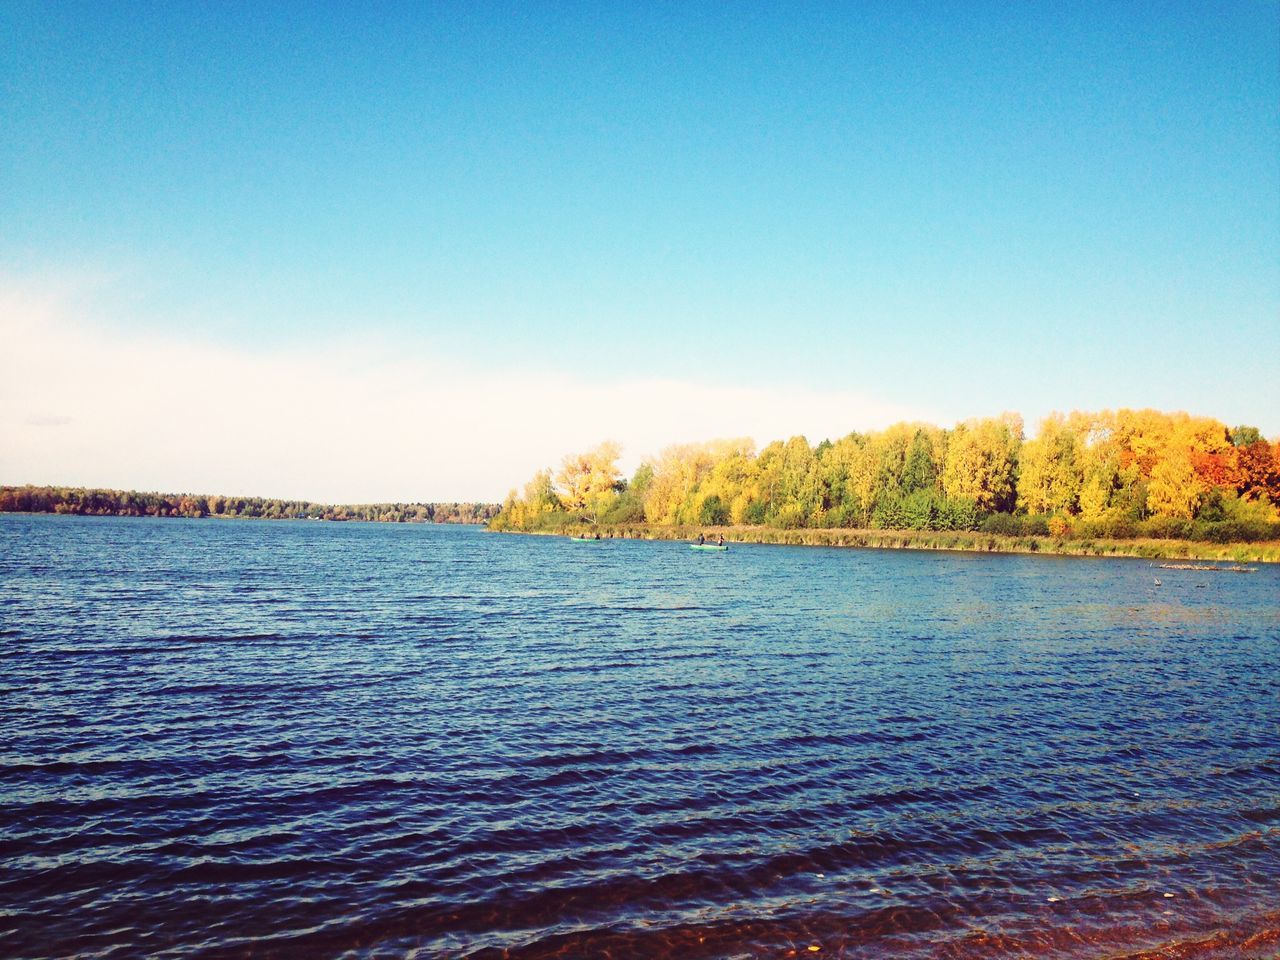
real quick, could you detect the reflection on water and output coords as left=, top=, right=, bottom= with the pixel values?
left=1, top=515, right=1277, bottom=958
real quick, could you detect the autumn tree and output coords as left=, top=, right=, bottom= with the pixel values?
left=1238, top=441, right=1280, bottom=502
left=696, top=442, right=760, bottom=526
left=943, top=414, right=1022, bottom=512
left=844, top=434, right=878, bottom=527
left=1147, top=447, right=1206, bottom=519
left=482, top=408, right=1275, bottom=537
left=1018, top=414, right=1083, bottom=515
left=554, top=441, right=623, bottom=522
left=778, top=436, right=822, bottom=525
left=643, top=440, right=748, bottom=524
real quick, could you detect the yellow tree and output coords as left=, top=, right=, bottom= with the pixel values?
left=779, top=436, right=822, bottom=523
left=699, top=441, right=758, bottom=525
left=753, top=440, right=786, bottom=518
left=943, top=414, right=1022, bottom=512
left=1077, top=461, right=1119, bottom=520
left=524, top=469, right=561, bottom=514
left=680, top=438, right=754, bottom=523
left=555, top=441, right=624, bottom=522
left=1018, top=413, right=1083, bottom=515
left=843, top=435, right=879, bottom=527
left=1143, top=415, right=1229, bottom=520
left=490, top=467, right=561, bottom=530
left=643, top=440, right=746, bottom=524
left=1112, top=408, right=1176, bottom=478
left=643, top=445, right=693, bottom=524
left=1069, top=411, right=1115, bottom=520
left=1147, top=447, right=1206, bottom=519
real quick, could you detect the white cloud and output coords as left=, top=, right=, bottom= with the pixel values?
left=0, top=274, right=928, bottom=502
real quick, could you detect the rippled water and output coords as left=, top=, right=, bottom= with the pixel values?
left=2, top=514, right=1278, bottom=959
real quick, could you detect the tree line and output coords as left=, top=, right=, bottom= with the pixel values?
left=491, top=410, right=1280, bottom=543
left=0, top=486, right=499, bottom=524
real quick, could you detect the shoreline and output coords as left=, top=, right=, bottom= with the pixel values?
left=0, top=511, right=488, bottom=525
left=497, top=524, right=1280, bottom=564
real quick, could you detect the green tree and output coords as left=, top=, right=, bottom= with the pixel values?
left=901, top=429, right=939, bottom=495
left=1231, top=425, right=1263, bottom=448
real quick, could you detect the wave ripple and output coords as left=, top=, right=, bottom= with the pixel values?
left=2, top=516, right=1278, bottom=958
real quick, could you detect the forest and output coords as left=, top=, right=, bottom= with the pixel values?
left=0, top=486, right=499, bottom=524
left=491, top=410, right=1280, bottom=544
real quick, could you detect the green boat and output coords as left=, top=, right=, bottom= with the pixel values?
left=689, top=544, right=728, bottom=551
left=569, top=536, right=600, bottom=542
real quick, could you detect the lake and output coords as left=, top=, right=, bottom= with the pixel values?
left=1, top=514, right=1277, bottom=958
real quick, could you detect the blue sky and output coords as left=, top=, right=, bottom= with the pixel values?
left=2, top=2, right=1278, bottom=499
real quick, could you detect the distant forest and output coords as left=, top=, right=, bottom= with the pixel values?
left=493, top=409, right=1280, bottom=544
left=0, top=486, right=499, bottom=524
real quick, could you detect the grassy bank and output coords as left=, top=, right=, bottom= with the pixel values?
left=500, top=523, right=1280, bottom=564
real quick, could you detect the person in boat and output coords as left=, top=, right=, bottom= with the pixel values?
left=717, top=533, right=724, bottom=546
left=594, top=531, right=601, bottom=540
left=697, top=533, right=705, bottom=545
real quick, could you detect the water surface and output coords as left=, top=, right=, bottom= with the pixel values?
left=2, top=515, right=1277, bottom=958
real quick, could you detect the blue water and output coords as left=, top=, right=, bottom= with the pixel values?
left=1, top=514, right=1277, bottom=958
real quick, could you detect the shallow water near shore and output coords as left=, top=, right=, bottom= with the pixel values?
left=2, top=514, right=1278, bottom=958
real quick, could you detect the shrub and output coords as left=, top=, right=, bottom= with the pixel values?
left=980, top=513, right=1020, bottom=536
left=769, top=503, right=806, bottom=529
left=1099, top=515, right=1137, bottom=539
left=940, top=497, right=979, bottom=531
left=1075, top=511, right=1138, bottom=540
left=901, top=490, right=938, bottom=530
left=872, top=494, right=907, bottom=529
left=818, top=505, right=852, bottom=528
left=698, top=494, right=729, bottom=526
left=1194, top=520, right=1278, bottom=543
left=1139, top=516, right=1193, bottom=540
left=1022, top=514, right=1051, bottom=536
left=600, top=493, right=646, bottom=525
left=1199, top=490, right=1279, bottom=525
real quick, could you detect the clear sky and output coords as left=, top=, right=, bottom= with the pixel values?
left=2, top=2, right=1278, bottom=502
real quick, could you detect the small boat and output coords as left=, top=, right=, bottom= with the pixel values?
left=569, top=536, right=600, bottom=542
left=690, top=543, right=728, bottom=551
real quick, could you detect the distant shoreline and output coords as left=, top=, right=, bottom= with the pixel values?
left=0, top=511, right=486, bottom=526
left=0, top=485, right=499, bottom=525
left=499, top=524, right=1280, bottom=564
